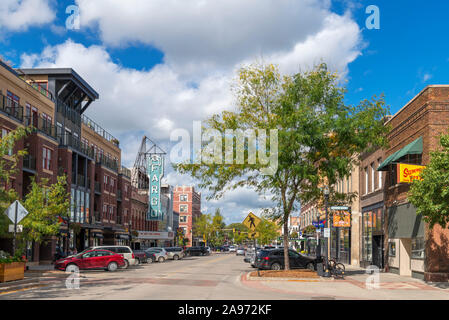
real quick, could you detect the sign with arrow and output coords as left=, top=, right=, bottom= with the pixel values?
left=242, top=212, right=261, bottom=231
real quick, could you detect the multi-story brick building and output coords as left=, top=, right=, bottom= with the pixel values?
left=0, top=61, right=162, bottom=264
left=173, top=186, right=202, bottom=247
left=377, top=85, right=449, bottom=281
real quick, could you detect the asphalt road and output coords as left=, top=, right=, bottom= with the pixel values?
left=2, top=253, right=448, bottom=300
left=0, top=253, right=295, bottom=300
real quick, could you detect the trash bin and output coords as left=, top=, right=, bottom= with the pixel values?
left=316, top=262, right=324, bottom=276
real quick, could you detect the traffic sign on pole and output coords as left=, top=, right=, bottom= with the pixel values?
left=242, top=212, right=261, bottom=231
left=4, top=200, right=29, bottom=255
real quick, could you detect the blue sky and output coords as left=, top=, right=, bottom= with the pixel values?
left=1, top=0, right=448, bottom=223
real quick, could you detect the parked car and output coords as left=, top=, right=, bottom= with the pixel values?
left=185, top=246, right=208, bottom=256
left=229, top=245, right=237, bottom=252
left=55, top=249, right=125, bottom=272
left=87, top=246, right=137, bottom=268
left=145, top=247, right=169, bottom=262
left=254, top=248, right=322, bottom=270
left=205, top=246, right=211, bottom=255
left=236, top=247, right=245, bottom=256
left=133, top=250, right=148, bottom=264
left=165, top=247, right=185, bottom=260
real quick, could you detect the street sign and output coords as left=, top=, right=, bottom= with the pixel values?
left=330, top=206, right=349, bottom=211
left=9, top=225, right=22, bottom=233
left=324, top=228, right=330, bottom=238
left=242, top=212, right=261, bottom=231
left=248, top=231, right=259, bottom=239
left=5, top=200, right=28, bottom=224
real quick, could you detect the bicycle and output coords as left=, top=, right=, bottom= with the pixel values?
left=324, top=258, right=345, bottom=279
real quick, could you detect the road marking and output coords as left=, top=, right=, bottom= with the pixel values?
left=0, top=284, right=45, bottom=296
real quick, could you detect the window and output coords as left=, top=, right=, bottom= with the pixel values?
left=43, top=147, right=52, bottom=170
left=371, top=163, right=375, bottom=192
left=180, top=216, right=187, bottom=223
left=2, top=129, right=13, bottom=156
left=25, top=104, right=31, bottom=126
left=411, top=237, right=425, bottom=259
left=179, top=204, right=188, bottom=213
left=180, top=194, right=188, bottom=202
left=389, top=241, right=396, bottom=257
left=365, top=167, right=368, bottom=194
left=377, top=158, right=382, bottom=189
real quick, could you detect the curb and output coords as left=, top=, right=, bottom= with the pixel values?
left=245, top=272, right=333, bottom=282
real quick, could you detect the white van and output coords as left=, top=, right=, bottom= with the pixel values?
left=89, top=246, right=136, bottom=268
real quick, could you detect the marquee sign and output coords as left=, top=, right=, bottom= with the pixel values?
left=397, top=163, right=425, bottom=183
left=147, top=154, right=164, bottom=221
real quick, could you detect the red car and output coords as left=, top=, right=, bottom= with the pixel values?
left=55, top=249, right=125, bottom=272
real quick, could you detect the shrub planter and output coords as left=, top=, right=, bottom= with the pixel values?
left=0, top=262, right=26, bottom=283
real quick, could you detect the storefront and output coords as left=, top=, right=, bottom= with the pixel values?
left=330, top=209, right=351, bottom=264
left=91, top=231, right=104, bottom=247
left=361, top=202, right=384, bottom=268
left=136, top=231, right=175, bottom=249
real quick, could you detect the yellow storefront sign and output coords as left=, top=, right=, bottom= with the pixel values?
left=397, top=163, right=425, bottom=183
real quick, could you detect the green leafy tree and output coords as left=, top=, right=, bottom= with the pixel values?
left=290, top=231, right=299, bottom=239
left=0, top=127, right=30, bottom=237
left=256, top=218, right=279, bottom=245
left=227, top=223, right=249, bottom=244
left=409, top=132, right=449, bottom=228
left=176, top=63, right=389, bottom=269
left=193, top=213, right=212, bottom=243
left=19, top=176, right=70, bottom=250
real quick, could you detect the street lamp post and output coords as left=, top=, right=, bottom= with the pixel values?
left=324, top=185, right=330, bottom=274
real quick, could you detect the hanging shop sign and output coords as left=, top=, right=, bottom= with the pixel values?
left=147, top=154, right=165, bottom=221
left=332, top=209, right=351, bottom=228
left=137, top=231, right=174, bottom=240
left=397, top=163, right=426, bottom=183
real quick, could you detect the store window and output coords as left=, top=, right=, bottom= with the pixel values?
left=411, top=237, right=425, bottom=259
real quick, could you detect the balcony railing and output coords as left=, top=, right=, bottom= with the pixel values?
left=77, top=174, right=85, bottom=187
left=82, top=114, right=119, bottom=147
left=24, top=116, right=57, bottom=139
left=23, top=154, right=36, bottom=171
left=119, top=166, right=131, bottom=178
left=58, top=133, right=95, bottom=159
left=0, top=93, right=24, bottom=122
left=28, top=81, right=54, bottom=101
left=96, top=154, right=118, bottom=172
left=56, top=99, right=81, bottom=127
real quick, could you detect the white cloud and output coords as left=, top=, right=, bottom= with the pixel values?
left=423, top=73, right=432, bottom=82
left=20, top=1, right=364, bottom=223
left=0, top=0, right=55, bottom=32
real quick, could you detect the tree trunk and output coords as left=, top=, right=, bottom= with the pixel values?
left=283, top=218, right=290, bottom=270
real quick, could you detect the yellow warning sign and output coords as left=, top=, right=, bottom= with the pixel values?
left=242, top=212, right=261, bottom=231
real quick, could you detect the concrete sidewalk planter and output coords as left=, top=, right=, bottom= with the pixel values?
left=0, top=262, right=26, bottom=283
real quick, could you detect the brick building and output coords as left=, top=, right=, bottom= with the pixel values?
left=0, top=61, right=160, bottom=264
left=377, top=85, right=449, bottom=281
left=173, top=186, right=202, bottom=247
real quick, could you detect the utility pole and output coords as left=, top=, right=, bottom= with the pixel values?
left=324, top=185, right=330, bottom=274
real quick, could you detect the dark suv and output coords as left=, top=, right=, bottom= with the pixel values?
left=185, top=246, right=208, bottom=256
left=255, top=248, right=322, bottom=270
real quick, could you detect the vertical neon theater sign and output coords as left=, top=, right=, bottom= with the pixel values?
left=147, top=154, right=164, bottom=221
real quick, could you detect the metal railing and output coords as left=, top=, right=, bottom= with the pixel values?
left=96, top=153, right=118, bottom=172
left=0, top=93, right=24, bottom=122
left=28, top=81, right=54, bottom=101
left=82, top=114, right=119, bottom=147
left=24, top=116, right=57, bottom=139
left=77, top=174, right=85, bottom=187
left=56, top=99, right=81, bottom=127
left=58, top=133, right=95, bottom=159
left=119, top=166, right=131, bottom=178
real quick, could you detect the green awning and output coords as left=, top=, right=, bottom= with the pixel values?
left=377, top=137, right=423, bottom=171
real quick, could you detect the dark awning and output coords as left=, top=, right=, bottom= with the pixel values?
left=377, top=137, right=423, bottom=171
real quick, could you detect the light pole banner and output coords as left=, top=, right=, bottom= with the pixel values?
left=147, top=154, right=164, bottom=221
